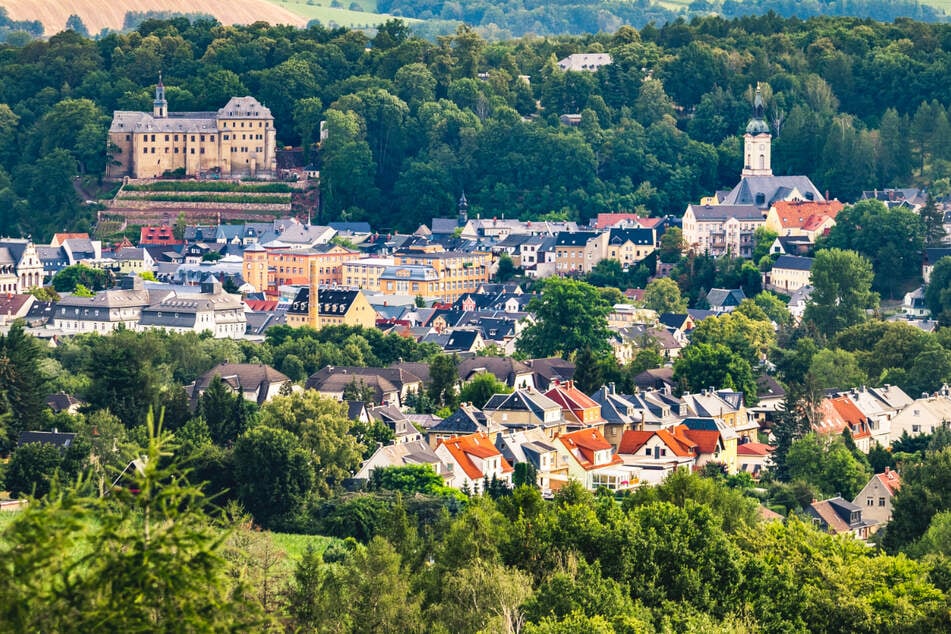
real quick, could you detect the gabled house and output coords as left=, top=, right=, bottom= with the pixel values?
left=617, top=428, right=697, bottom=483
left=188, top=362, right=292, bottom=407
left=0, top=293, right=35, bottom=326
left=817, top=396, right=873, bottom=453
left=852, top=467, right=901, bottom=531
left=18, top=430, right=77, bottom=450
left=677, top=417, right=739, bottom=474
left=457, top=357, right=535, bottom=390
left=737, top=442, right=774, bottom=479
left=589, top=384, right=640, bottom=448
left=681, top=204, right=765, bottom=258
left=526, top=357, right=575, bottom=390
left=427, top=403, right=501, bottom=449
left=285, top=287, right=376, bottom=329
left=482, top=388, right=565, bottom=435
left=888, top=395, right=951, bottom=445
left=435, top=432, right=513, bottom=493
left=137, top=277, right=246, bottom=339
left=764, top=199, right=843, bottom=240
left=681, top=389, right=758, bottom=440
left=495, top=428, right=566, bottom=494
left=545, top=380, right=606, bottom=430
left=555, top=427, right=633, bottom=491
left=353, top=440, right=449, bottom=482
left=765, top=255, right=813, bottom=293
left=806, top=497, right=876, bottom=540
left=705, top=288, right=746, bottom=313
left=368, top=404, right=424, bottom=444
left=305, top=365, right=423, bottom=408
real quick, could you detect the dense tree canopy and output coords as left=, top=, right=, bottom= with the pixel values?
left=517, top=277, right=613, bottom=359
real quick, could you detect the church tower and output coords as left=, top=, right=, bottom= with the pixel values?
left=457, top=191, right=469, bottom=227
left=153, top=72, right=167, bottom=119
left=742, top=85, right=772, bottom=177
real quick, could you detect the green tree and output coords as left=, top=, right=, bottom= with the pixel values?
left=0, top=323, right=49, bottom=450
left=233, top=425, right=315, bottom=528
left=643, top=277, right=687, bottom=313
left=804, top=248, right=878, bottom=338
left=884, top=446, right=951, bottom=553
left=428, top=353, right=460, bottom=408
left=926, top=256, right=951, bottom=326
left=199, top=375, right=253, bottom=446
left=658, top=227, right=686, bottom=263
left=517, top=278, right=613, bottom=359
left=689, top=310, right=775, bottom=365
left=752, top=291, right=791, bottom=326
left=921, top=193, right=947, bottom=247
left=292, top=96, right=324, bottom=158
left=821, top=199, right=924, bottom=297
left=674, top=342, right=757, bottom=403
left=808, top=348, right=868, bottom=390
left=4, top=442, right=68, bottom=499
left=459, top=372, right=512, bottom=408
left=0, top=411, right=266, bottom=630
left=786, top=433, right=870, bottom=499
left=256, top=391, right=364, bottom=498
left=51, top=264, right=113, bottom=293
left=752, top=226, right=779, bottom=263
left=496, top=253, right=517, bottom=282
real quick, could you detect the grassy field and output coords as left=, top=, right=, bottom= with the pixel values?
left=261, top=0, right=414, bottom=28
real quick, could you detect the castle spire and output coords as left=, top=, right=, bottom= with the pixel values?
left=153, top=72, right=167, bottom=119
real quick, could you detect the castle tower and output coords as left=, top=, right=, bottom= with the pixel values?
left=153, top=72, right=167, bottom=119
left=458, top=191, right=469, bottom=227
left=742, top=85, right=772, bottom=177
left=307, top=258, right=319, bottom=329
left=242, top=243, right=268, bottom=295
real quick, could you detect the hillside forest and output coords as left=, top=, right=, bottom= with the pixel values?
left=3, top=15, right=951, bottom=240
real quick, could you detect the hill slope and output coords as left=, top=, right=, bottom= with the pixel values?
left=3, top=0, right=308, bottom=36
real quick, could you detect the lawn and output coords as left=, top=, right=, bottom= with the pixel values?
left=261, top=0, right=414, bottom=27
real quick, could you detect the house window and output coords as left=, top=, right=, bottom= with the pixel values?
left=879, top=497, right=886, bottom=507
left=866, top=497, right=873, bottom=506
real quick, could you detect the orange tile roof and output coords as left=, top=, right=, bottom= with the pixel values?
left=618, top=430, right=653, bottom=454
left=545, top=380, right=602, bottom=414
left=678, top=427, right=721, bottom=454
left=771, top=200, right=844, bottom=230
left=656, top=428, right=697, bottom=457
left=737, top=442, right=775, bottom=457
left=828, top=396, right=871, bottom=439
left=594, top=213, right=662, bottom=229
left=876, top=468, right=901, bottom=495
left=438, top=432, right=512, bottom=480
left=558, top=428, right=623, bottom=470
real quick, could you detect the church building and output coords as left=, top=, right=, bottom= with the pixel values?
left=106, top=76, right=278, bottom=180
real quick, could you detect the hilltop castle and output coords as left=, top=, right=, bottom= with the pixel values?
left=106, top=75, right=278, bottom=180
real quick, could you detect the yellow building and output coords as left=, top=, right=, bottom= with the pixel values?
left=394, top=250, right=491, bottom=301
left=286, top=287, right=376, bottom=329
left=242, top=243, right=362, bottom=295
left=107, top=76, right=277, bottom=179
left=342, top=258, right=394, bottom=292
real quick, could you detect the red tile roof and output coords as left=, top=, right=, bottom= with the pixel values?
left=770, top=200, right=843, bottom=230
left=737, top=442, right=775, bottom=457
left=678, top=427, right=721, bottom=454
left=829, top=396, right=871, bottom=439
left=618, top=430, right=653, bottom=454
left=245, top=299, right=278, bottom=312
left=594, top=213, right=662, bottom=229
left=438, top=432, right=512, bottom=480
left=876, top=468, right=901, bottom=495
left=558, top=428, right=623, bottom=470
left=545, top=380, right=603, bottom=422
left=657, top=428, right=697, bottom=457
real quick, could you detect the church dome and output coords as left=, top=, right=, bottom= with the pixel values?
left=746, top=117, right=770, bottom=135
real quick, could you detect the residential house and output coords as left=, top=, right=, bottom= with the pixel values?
left=242, top=243, right=361, bottom=293
left=0, top=293, right=35, bottom=326
left=736, top=442, right=774, bottom=479
left=806, top=497, right=875, bottom=539
left=678, top=417, right=739, bottom=474
left=138, top=277, right=246, bottom=339
left=368, top=404, right=424, bottom=444
left=457, top=357, right=536, bottom=390
left=138, top=226, right=181, bottom=246
left=557, top=53, right=612, bottom=72
left=394, top=250, right=492, bottom=301
left=852, top=468, right=901, bottom=531
left=681, top=389, right=758, bottom=440
left=923, top=247, right=951, bottom=284
left=681, top=204, right=765, bottom=257
left=18, top=430, right=78, bottom=450
left=902, top=287, right=929, bottom=318
left=888, top=394, right=951, bottom=445
left=554, top=232, right=600, bottom=274
left=341, top=257, right=395, bottom=292
left=525, top=357, right=575, bottom=390
left=353, top=440, right=449, bottom=482
left=427, top=403, right=502, bottom=449
left=435, top=432, right=513, bottom=493
left=555, top=427, right=633, bottom=491
left=305, top=366, right=423, bottom=408
left=494, top=428, right=566, bottom=494
left=545, top=380, right=606, bottom=430
left=111, top=247, right=155, bottom=275
left=617, top=428, right=697, bottom=483
left=52, top=274, right=163, bottom=334
left=45, top=392, right=84, bottom=415
left=705, top=288, right=747, bottom=313
left=631, top=368, right=677, bottom=392
left=763, top=199, right=843, bottom=240
left=187, top=362, right=292, bottom=407
left=766, top=255, right=813, bottom=293
left=589, top=384, right=640, bottom=448
left=285, top=287, right=376, bottom=329
left=482, top=388, right=566, bottom=436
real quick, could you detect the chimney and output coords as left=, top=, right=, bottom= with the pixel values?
left=609, top=382, right=616, bottom=395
